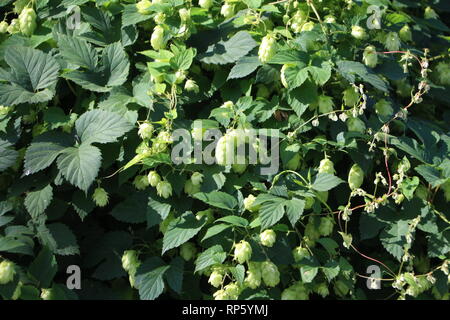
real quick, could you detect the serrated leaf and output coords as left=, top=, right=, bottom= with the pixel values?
left=215, top=216, right=249, bottom=227
left=75, top=109, right=133, bottom=145
left=0, top=140, right=18, bottom=172
left=193, top=191, right=237, bottom=211
left=24, top=184, right=53, bottom=219
left=136, top=265, right=170, bottom=300
left=415, top=164, right=446, bottom=188
left=195, top=245, right=227, bottom=273
left=162, top=212, right=206, bottom=254
left=56, top=144, right=102, bottom=192
left=58, top=34, right=98, bottom=70
left=311, top=173, right=344, bottom=191
left=47, top=223, right=79, bottom=255
left=285, top=197, right=305, bottom=227
left=202, top=224, right=231, bottom=241
left=227, top=56, right=262, bottom=80
left=111, top=191, right=148, bottom=224
left=28, top=246, right=58, bottom=288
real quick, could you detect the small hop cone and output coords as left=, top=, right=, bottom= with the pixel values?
left=7, top=19, right=20, bottom=34
left=134, top=175, right=149, bottom=190
left=362, top=46, right=378, bottom=68
left=223, top=282, right=241, bottom=300
left=156, top=180, right=172, bottom=199
left=151, top=25, right=165, bottom=50
left=92, top=187, right=109, bottom=207
left=121, top=250, right=140, bottom=272
left=318, top=217, right=334, bottom=236
left=261, top=261, right=280, bottom=287
left=147, top=171, right=161, bottom=187
left=136, top=0, right=152, bottom=14
left=180, top=242, right=197, bottom=261
left=351, top=26, right=366, bottom=40
left=184, top=79, right=199, bottom=93
left=258, top=34, right=277, bottom=63
left=199, top=0, right=213, bottom=9
left=208, top=270, right=223, bottom=288
left=244, top=263, right=262, bottom=289
left=259, top=229, right=276, bottom=247
left=40, top=288, right=54, bottom=300
left=0, top=21, right=8, bottom=33
left=220, top=3, right=235, bottom=18
left=138, top=122, right=154, bottom=140
left=0, top=260, right=15, bottom=284
left=318, top=158, right=335, bottom=175
left=348, top=164, right=364, bottom=190
left=18, top=8, right=37, bottom=37
left=234, top=240, right=252, bottom=264
left=190, top=172, right=204, bottom=186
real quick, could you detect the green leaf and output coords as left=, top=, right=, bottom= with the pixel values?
left=215, top=216, right=249, bottom=227
left=283, top=65, right=308, bottom=89
left=24, top=184, right=53, bottom=219
left=24, top=132, right=74, bottom=175
left=285, top=197, right=305, bottom=227
left=47, top=223, right=79, bottom=255
left=111, top=191, right=149, bottom=224
left=136, top=265, right=170, bottom=300
left=400, top=176, right=420, bottom=200
left=0, top=140, right=18, bottom=172
left=28, top=246, right=58, bottom=288
left=193, top=191, right=237, bottom=211
left=202, top=224, right=231, bottom=241
left=257, top=194, right=286, bottom=230
left=170, top=47, right=195, bottom=70
left=311, top=173, right=344, bottom=191
left=268, top=50, right=309, bottom=65
left=102, top=42, right=130, bottom=87
left=165, top=257, right=184, bottom=294
left=162, top=212, right=206, bottom=254
left=336, top=60, right=389, bottom=92
left=58, top=35, right=98, bottom=70
left=230, top=264, right=246, bottom=284
left=56, top=144, right=102, bottom=192
left=322, top=260, right=340, bottom=282
left=227, top=56, right=262, bottom=80
left=195, top=245, right=227, bottom=273
left=199, top=31, right=258, bottom=65
left=298, top=256, right=319, bottom=283
left=75, top=109, right=133, bottom=145
left=415, top=165, right=446, bottom=188
left=380, top=220, right=409, bottom=261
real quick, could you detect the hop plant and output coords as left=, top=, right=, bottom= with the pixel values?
left=220, top=3, right=235, bottom=18
left=347, top=117, right=366, bottom=133
left=351, top=26, right=366, bottom=39
left=151, top=25, right=165, bottom=50
left=208, top=270, right=223, bottom=288
left=184, top=79, right=199, bottom=93
left=261, top=261, right=280, bottom=287
left=121, top=250, right=140, bottom=272
left=191, top=172, right=204, bottom=186
left=199, top=0, right=213, bottom=9
left=375, top=99, right=394, bottom=117
left=0, top=260, right=15, bottom=284
left=92, top=187, right=109, bottom=207
left=40, top=288, right=54, bottom=300
left=180, top=242, right=197, bottom=261
left=224, top=282, right=241, bottom=300
left=385, top=32, right=401, bottom=51
left=156, top=180, right=173, bottom=199
left=136, top=0, right=152, bottom=14
left=138, top=121, right=154, bottom=140
left=318, top=158, right=335, bottom=175
left=243, top=194, right=259, bottom=212
left=154, top=12, right=166, bottom=24
left=213, top=289, right=228, bottom=300
left=399, top=25, right=412, bottom=42
left=292, top=246, right=310, bottom=263
left=424, top=6, right=438, bottom=19
left=280, top=64, right=291, bottom=88
left=348, top=164, right=364, bottom=190
left=147, top=171, right=161, bottom=187
left=286, top=153, right=301, bottom=171
left=260, top=229, right=276, bottom=247
left=290, top=10, right=308, bottom=33
left=0, top=21, right=8, bottom=33
left=234, top=240, right=252, bottom=264
left=258, top=34, right=277, bottom=63
left=18, top=7, right=37, bottom=37
left=134, top=174, right=150, bottom=190
left=363, top=46, right=378, bottom=68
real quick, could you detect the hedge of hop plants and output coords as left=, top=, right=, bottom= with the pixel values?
left=0, top=0, right=449, bottom=301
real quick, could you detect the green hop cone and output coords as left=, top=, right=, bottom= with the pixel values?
left=40, top=288, right=54, bottom=300
left=92, top=187, right=109, bottom=207
left=215, top=134, right=234, bottom=166
left=156, top=180, right=173, bottom=199
left=318, top=158, right=335, bottom=175
left=184, top=79, right=199, bottom=93
left=292, top=246, right=310, bottom=263
left=224, top=283, right=241, bottom=300
left=0, top=21, right=8, bottom=33
left=220, top=3, right=235, bottom=18
left=280, top=64, right=291, bottom=88
left=399, top=25, right=412, bottom=42
left=290, top=10, right=307, bottom=33
left=18, top=7, right=37, bottom=37
left=258, top=34, right=277, bottom=63
left=175, top=70, right=186, bottom=84
left=375, top=99, right=394, bottom=117
left=261, top=261, right=280, bottom=287
left=151, top=25, right=165, bottom=50
left=385, top=32, right=401, bottom=51
left=347, top=117, right=366, bottom=133
left=213, top=289, right=228, bottom=300
left=424, top=6, right=438, bottom=19
left=184, top=179, right=200, bottom=195
left=301, top=21, right=315, bottom=32
left=180, top=242, right=197, bottom=261
left=0, top=260, right=16, bottom=284
left=190, top=172, right=204, bottom=186
left=318, top=217, right=334, bottom=236
left=179, top=8, right=190, bottom=22
left=232, top=162, right=247, bottom=174
left=154, top=12, right=165, bottom=24
left=138, top=121, right=154, bottom=140
left=259, top=229, right=276, bottom=247
left=208, top=270, right=223, bottom=288
left=243, top=194, right=260, bottom=212
left=244, top=262, right=262, bottom=289
left=7, top=19, right=20, bottom=34
left=343, top=87, right=360, bottom=107
left=121, top=250, right=140, bottom=272
left=348, top=164, right=364, bottom=190
left=234, top=240, right=252, bottom=264
left=136, top=0, right=152, bottom=14
left=199, top=0, right=213, bottom=9
left=147, top=171, right=161, bottom=187
left=363, top=46, right=378, bottom=68
left=351, top=25, right=366, bottom=39
left=133, top=174, right=149, bottom=190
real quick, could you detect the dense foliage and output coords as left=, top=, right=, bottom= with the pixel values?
left=0, top=0, right=449, bottom=300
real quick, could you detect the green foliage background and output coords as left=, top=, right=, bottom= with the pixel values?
left=0, top=0, right=449, bottom=300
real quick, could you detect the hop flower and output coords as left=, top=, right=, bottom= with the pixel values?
left=324, top=15, right=336, bottom=23
left=424, top=6, right=438, bottom=19
left=199, top=0, right=213, bottom=9
left=0, top=260, right=15, bottom=284
left=347, top=117, right=366, bottom=133
left=314, top=282, right=330, bottom=298
left=191, top=172, right=204, bottom=186
left=136, top=0, right=152, bottom=14
left=175, top=70, right=186, bottom=84
left=138, top=121, right=154, bottom=140
left=318, top=95, right=334, bottom=114
left=184, top=79, right=199, bottom=93
left=318, top=217, right=334, bottom=236
left=154, top=12, right=166, bottom=24
left=215, top=134, right=235, bottom=166
left=208, top=270, right=223, bottom=288
left=258, top=34, right=277, bottom=63
left=0, top=21, right=8, bottom=33
left=363, top=46, right=378, bottom=68
left=18, top=7, right=37, bottom=37
left=134, top=174, right=150, bottom=190
left=280, top=64, right=291, bottom=88
left=40, top=288, right=54, bottom=300
left=213, top=289, right=229, bottom=300
left=121, top=250, right=140, bottom=273
left=179, top=8, right=190, bottom=22
left=7, top=19, right=20, bottom=34
left=234, top=240, right=252, bottom=264
left=232, top=162, right=247, bottom=174
left=147, top=171, right=161, bottom=187
left=301, top=21, right=315, bottom=32
left=92, top=187, right=109, bottom=207
left=151, top=25, right=165, bottom=50
left=281, top=282, right=309, bottom=300
left=180, top=242, right=197, bottom=261
left=348, top=164, right=364, bottom=190
left=318, top=158, right=335, bottom=175
left=260, top=229, right=276, bottom=247
left=292, top=246, right=310, bottom=263
left=224, top=282, right=241, bottom=300
left=304, top=197, right=315, bottom=210
left=156, top=180, right=173, bottom=199
left=385, top=32, right=401, bottom=51
left=351, top=26, right=366, bottom=40
left=261, top=261, right=280, bottom=287
left=399, top=25, right=412, bottom=42
left=244, top=262, right=262, bottom=289
left=243, top=194, right=260, bottom=212
left=290, top=10, right=308, bottom=33
left=375, top=99, right=393, bottom=117
left=220, top=3, right=235, bottom=18
left=184, top=179, right=201, bottom=195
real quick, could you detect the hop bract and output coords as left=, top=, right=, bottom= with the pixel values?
left=199, top=0, right=213, bottom=10
left=18, top=7, right=37, bottom=37
left=147, top=171, right=161, bottom=187
left=258, top=34, right=277, bottom=63
left=156, top=180, right=173, bottom=199
left=261, top=261, right=280, bottom=287
left=190, top=172, right=204, bottom=186
left=318, top=158, right=335, bottom=175
left=244, top=262, right=262, bottom=289
left=0, top=260, right=15, bottom=284
left=348, top=164, right=364, bottom=190
left=260, top=229, right=276, bottom=247
left=399, top=25, right=412, bottom=42
left=220, top=3, right=235, bottom=18
left=0, top=21, right=8, bottom=33
left=121, top=250, right=140, bottom=272
left=208, top=270, right=223, bottom=288
left=184, top=79, right=199, bottom=93
left=319, top=217, right=334, bottom=236
left=351, top=26, right=366, bottom=39
left=151, top=25, right=165, bottom=50
left=243, top=194, right=260, bottom=212
left=234, top=240, right=252, bottom=264
left=138, top=121, right=154, bottom=140
left=92, top=187, right=109, bottom=207
left=136, top=0, right=152, bottom=14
